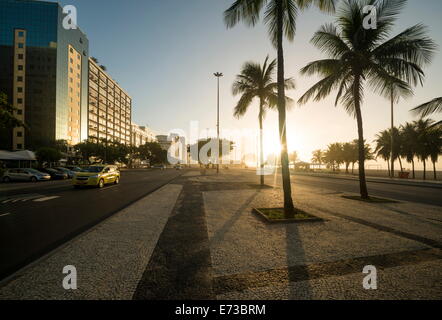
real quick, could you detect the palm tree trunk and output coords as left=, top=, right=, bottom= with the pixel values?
left=423, top=160, right=426, bottom=180
left=398, top=157, right=403, bottom=172
left=352, top=163, right=355, bottom=175
left=259, top=99, right=264, bottom=186
left=353, top=75, right=369, bottom=199
left=387, top=160, right=390, bottom=177
left=412, top=159, right=415, bottom=179
left=390, top=90, right=395, bottom=178
left=433, top=161, right=437, bottom=181
left=276, top=0, right=295, bottom=217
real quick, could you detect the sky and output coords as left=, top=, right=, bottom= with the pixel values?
left=54, top=0, right=441, bottom=168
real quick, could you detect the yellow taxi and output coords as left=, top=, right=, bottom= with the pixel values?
left=73, top=165, right=120, bottom=188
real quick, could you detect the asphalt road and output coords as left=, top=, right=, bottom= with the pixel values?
left=0, top=169, right=183, bottom=281
left=291, top=173, right=442, bottom=207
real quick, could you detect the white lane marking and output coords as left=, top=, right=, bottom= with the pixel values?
left=1, top=194, right=43, bottom=204
left=0, top=213, right=11, bottom=217
left=33, top=196, right=60, bottom=202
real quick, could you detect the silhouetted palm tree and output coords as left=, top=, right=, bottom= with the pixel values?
left=224, top=0, right=337, bottom=216
left=427, top=125, right=442, bottom=180
left=400, top=122, right=418, bottom=179
left=232, top=56, right=295, bottom=185
left=415, top=119, right=435, bottom=180
left=298, top=0, right=436, bottom=198
left=375, top=130, right=392, bottom=176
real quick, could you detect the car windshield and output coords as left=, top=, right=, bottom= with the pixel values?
left=82, top=166, right=104, bottom=173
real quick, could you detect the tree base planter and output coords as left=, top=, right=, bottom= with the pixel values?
left=252, top=208, right=324, bottom=224
left=341, top=195, right=399, bottom=204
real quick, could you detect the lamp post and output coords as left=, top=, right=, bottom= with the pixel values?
left=214, top=72, right=223, bottom=174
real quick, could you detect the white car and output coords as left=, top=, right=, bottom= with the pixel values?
left=2, top=168, right=51, bottom=183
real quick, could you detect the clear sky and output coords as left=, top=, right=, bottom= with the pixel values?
left=54, top=0, right=441, bottom=168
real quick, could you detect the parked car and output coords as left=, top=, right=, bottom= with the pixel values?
left=55, top=167, right=75, bottom=179
left=152, top=164, right=166, bottom=170
left=37, top=168, right=68, bottom=180
left=2, top=168, right=51, bottom=183
left=65, top=166, right=83, bottom=172
left=73, top=165, right=120, bottom=188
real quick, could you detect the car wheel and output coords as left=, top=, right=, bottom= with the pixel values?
left=114, top=177, right=120, bottom=185
left=3, top=177, right=11, bottom=183
left=98, top=179, right=105, bottom=188
left=30, top=176, right=37, bottom=183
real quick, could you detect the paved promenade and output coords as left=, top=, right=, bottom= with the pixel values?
left=1, top=169, right=441, bottom=300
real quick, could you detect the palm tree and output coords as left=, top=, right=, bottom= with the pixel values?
left=298, top=0, right=436, bottom=199
left=400, top=122, right=418, bottom=179
left=415, top=119, right=435, bottom=180
left=224, top=0, right=337, bottom=216
left=232, top=56, right=295, bottom=185
left=311, top=149, right=324, bottom=169
left=387, top=84, right=413, bottom=177
left=342, top=142, right=356, bottom=173
left=427, top=125, right=442, bottom=181
left=375, top=130, right=392, bottom=176
left=324, top=143, right=344, bottom=171
left=411, top=97, right=442, bottom=120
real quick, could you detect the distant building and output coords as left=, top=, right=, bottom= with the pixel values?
left=87, top=58, right=132, bottom=145
left=156, top=135, right=172, bottom=151
left=0, top=0, right=89, bottom=150
left=131, top=123, right=156, bottom=147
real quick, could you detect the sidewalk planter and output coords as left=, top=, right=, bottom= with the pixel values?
left=252, top=208, right=324, bottom=224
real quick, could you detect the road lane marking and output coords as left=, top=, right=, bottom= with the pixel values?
left=0, top=213, right=11, bottom=217
left=1, top=194, right=43, bottom=204
left=33, top=196, right=60, bottom=202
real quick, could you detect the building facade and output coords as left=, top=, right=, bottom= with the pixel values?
left=87, top=58, right=132, bottom=145
left=131, top=123, right=156, bottom=147
left=0, top=0, right=89, bottom=150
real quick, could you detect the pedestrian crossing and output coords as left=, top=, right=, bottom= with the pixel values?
left=0, top=194, right=60, bottom=204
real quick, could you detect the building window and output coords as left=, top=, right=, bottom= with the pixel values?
left=18, top=65, right=23, bottom=71
left=17, top=76, right=23, bottom=82
left=17, top=87, right=23, bottom=93
left=70, top=47, right=73, bottom=53
left=18, top=54, right=23, bottom=60
left=17, top=131, right=23, bottom=137
left=17, top=144, right=23, bottom=149
left=17, top=110, right=23, bottom=115
left=18, top=31, right=24, bottom=37
left=17, top=98, right=23, bottom=104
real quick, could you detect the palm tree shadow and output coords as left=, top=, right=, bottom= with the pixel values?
left=285, top=223, right=312, bottom=300
left=210, top=189, right=261, bottom=247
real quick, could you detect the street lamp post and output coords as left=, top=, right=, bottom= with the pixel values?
left=214, top=72, right=223, bottom=174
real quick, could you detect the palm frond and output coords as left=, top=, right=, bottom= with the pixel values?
left=411, top=97, right=442, bottom=118
left=224, top=0, right=266, bottom=29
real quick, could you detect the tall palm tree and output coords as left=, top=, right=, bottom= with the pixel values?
left=411, top=97, right=442, bottom=119
left=387, top=84, right=413, bottom=177
left=298, top=0, right=436, bottom=199
left=232, top=56, right=295, bottom=185
left=224, top=0, right=337, bottom=216
left=415, top=119, right=435, bottom=180
left=400, top=122, right=418, bottom=179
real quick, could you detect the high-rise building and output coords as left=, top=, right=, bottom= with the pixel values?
left=87, top=58, right=132, bottom=145
left=0, top=0, right=89, bottom=150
